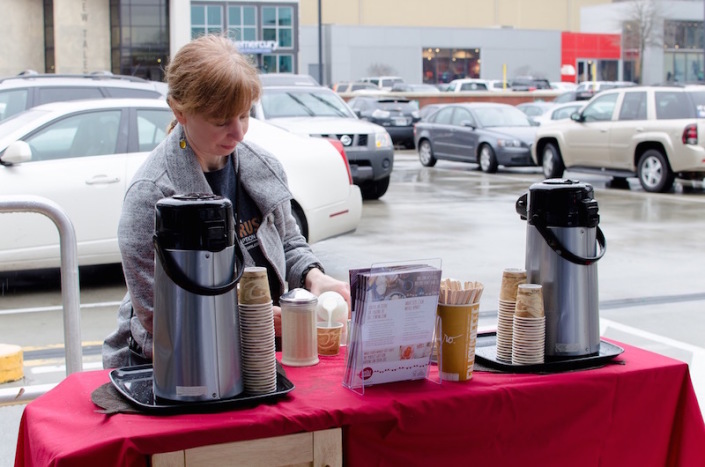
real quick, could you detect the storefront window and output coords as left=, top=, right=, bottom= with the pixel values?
left=663, top=20, right=704, bottom=83
left=664, top=20, right=704, bottom=50
left=262, top=54, right=293, bottom=73
left=422, top=47, right=480, bottom=84
left=664, top=52, right=703, bottom=83
left=190, top=3, right=298, bottom=73
left=110, top=0, right=169, bottom=82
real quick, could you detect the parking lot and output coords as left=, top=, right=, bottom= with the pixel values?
left=1, top=150, right=704, bottom=464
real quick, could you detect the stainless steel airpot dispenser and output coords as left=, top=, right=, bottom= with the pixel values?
left=152, top=193, right=245, bottom=401
left=516, top=179, right=606, bottom=359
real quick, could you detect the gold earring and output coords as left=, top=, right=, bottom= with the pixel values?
left=179, top=138, right=186, bottom=149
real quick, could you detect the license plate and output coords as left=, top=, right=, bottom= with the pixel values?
left=392, top=117, right=408, bottom=126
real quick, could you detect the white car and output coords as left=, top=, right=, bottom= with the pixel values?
left=0, top=98, right=361, bottom=272
left=445, top=79, right=492, bottom=92
left=529, top=100, right=586, bottom=126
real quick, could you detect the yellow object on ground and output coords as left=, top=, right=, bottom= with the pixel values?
left=0, top=343, right=23, bottom=383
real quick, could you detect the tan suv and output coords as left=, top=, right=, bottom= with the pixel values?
left=532, top=85, right=705, bottom=192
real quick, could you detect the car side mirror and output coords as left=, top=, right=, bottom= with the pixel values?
left=1, top=141, right=32, bottom=165
left=460, top=120, right=476, bottom=129
left=353, top=109, right=362, bottom=118
left=570, top=112, right=583, bottom=122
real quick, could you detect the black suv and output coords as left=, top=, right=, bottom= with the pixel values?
left=510, top=76, right=552, bottom=91
left=346, top=96, right=421, bottom=148
left=0, top=72, right=167, bottom=122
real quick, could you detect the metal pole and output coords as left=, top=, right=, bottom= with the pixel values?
left=0, top=195, right=83, bottom=376
left=318, top=0, right=323, bottom=85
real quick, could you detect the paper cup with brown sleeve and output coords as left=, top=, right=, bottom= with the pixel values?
left=316, top=322, right=344, bottom=356
left=436, top=302, right=480, bottom=382
left=238, top=266, right=272, bottom=305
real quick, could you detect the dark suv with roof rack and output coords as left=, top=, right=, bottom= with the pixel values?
left=0, top=72, right=167, bottom=122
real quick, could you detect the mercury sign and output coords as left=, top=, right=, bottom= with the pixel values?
left=236, top=41, right=278, bottom=54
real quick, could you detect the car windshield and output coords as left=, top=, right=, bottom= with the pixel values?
left=0, top=108, right=49, bottom=139
left=474, top=106, right=531, bottom=127
left=261, top=89, right=356, bottom=118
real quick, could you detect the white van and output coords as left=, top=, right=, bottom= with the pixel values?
left=360, top=76, right=405, bottom=91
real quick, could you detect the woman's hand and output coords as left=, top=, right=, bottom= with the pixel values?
left=305, top=268, right=352, bottom=319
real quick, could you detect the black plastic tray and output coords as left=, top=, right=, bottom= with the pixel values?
left=474, top=331, right=624, bottom=373
left=109, top=364, right=294, bottom=414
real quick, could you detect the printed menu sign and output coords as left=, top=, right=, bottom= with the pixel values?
left=344, top=264, right=442, bottom=389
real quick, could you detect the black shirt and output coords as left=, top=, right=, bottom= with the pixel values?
left=204, top=155, right=282, bottom=304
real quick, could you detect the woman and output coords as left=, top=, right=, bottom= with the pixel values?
left=102, top=35, right=350, bottom=368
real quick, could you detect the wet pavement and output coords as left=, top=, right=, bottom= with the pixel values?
left=1, top=150, right=704, bottom=464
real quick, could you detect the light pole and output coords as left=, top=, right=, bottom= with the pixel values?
left=318, top=0, right=323, bottom=85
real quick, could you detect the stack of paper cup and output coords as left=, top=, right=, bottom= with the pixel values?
left=496, top=268, right=526, bottom=363
left=511, top=283, right=546, bottom=365
left=238, top=267, right=277, bottom=394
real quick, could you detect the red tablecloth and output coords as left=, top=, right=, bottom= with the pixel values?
left=14, top=340, right=705, bottom=467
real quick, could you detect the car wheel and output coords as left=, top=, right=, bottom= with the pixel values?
left=291, top=202, right=308, bottom=240
left=637, top=149, right=674, bottom=193
left=541, top=143, right=565, bottom=179
left=418, top=139, right=437, bottom=167
left=360, top=175, right=390, bottom=200
left=478, top=144, right=498, bottom=173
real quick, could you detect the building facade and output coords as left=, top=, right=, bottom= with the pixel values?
left=2, top=0, right=703, bottom=88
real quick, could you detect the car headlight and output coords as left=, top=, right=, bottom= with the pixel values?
left=497, top=139, right=522, bottom=148
left=372, top=109, right=391, bottom=119
left=411, top=110, right=420, bottom=119
left=375, top=131, right=393, bottom=148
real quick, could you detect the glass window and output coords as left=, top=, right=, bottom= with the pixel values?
left=25, top=110, right=122, bottom=161
left=451, top=108, right=474, bottom=126
left=228, top=6, right=256, bottom=42
left=191, top=4, right=222, bottom=38
left=111, top=0, right=168, bottom=82
left=278, top=55, right=293, bottom=73
left=433, top=107, right=453, bottom=125
left=618, top=91, right=647, bottom=121
left=136, top=109, right=172, bottom=152
left=260, top=89, right=354, bottom=119
left=582, top=93, right=618, bottom=122
left=261, top=6, right=294, bottom=50
left=421, top=47, right=480, bottom=84
left=279, top=28, right=292, bottom=48
left=191, top=5, right=205, bottom=24
left=655, top=92, right=695, bottom=119
left=664, top=20, right=704, bottom=50
left=37, top=87, right=103, bottom=105
left=105, top=88, right=162, bottom=99
left=262, top=55, right=276, bottom=73
left=0, top=89, right=29, bottom=122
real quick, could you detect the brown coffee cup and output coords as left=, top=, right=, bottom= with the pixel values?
left=514, top=283, right=544, bottom=318
left=238, top=267, right=272, bottom=305
left=316, top=322, right=344, bottom=356
left=499, top=268, right=527, bottom=302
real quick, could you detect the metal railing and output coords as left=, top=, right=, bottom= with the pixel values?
left=0, top=195, right=83, bottom=376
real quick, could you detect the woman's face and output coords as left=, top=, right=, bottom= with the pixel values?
left=175, top=107, right=250, bottom=166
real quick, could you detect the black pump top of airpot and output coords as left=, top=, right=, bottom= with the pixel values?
left=517, top=179, right=600, bottom=228
left=154, top=193, right=235, bottom=251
